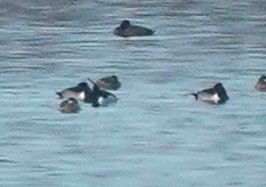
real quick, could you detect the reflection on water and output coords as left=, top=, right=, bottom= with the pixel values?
left=0, top=0, right=266, bottom=186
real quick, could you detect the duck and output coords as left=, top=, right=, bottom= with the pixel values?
left=59, top=98, right=81, bottom=113
left=56, top=82, right=91, bottom=101
left=96, top=75, right=121, bottom=90
left=88, top=78, right=118, bottom=107
left=113, top=20, right=154, bottom=37
left=192, top=83, right=229, bottom=104
left=255, top=75, right=266, bottom=92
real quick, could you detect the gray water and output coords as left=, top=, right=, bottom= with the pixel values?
left=0, top=0, right=266, bottom=186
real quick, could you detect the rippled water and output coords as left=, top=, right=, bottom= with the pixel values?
left=0, top=0, right=266, bottom=186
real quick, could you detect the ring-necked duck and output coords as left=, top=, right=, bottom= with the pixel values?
left=113, top=20, right=154, bottom=37
left=88, top=78, right=118, bottom=107
left=255, top=75, right=266, bottom=92
left=59, top=98, right=81, bottom=113
left=56, top=82, right=91, bottom=101
left=192, top=83, right=229, bottom=104
left=96, top=75, right=121, bottom=90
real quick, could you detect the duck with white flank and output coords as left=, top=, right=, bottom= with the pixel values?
left=88, top=78, right=118, bottom=107
left=59, top=98, right=81, bottom=113
left=255, top=75, right=266, bottom=92
left=96, top=75, right=121, bottom=90
left=113, top=20, right=154, bottom=37
left=56, top=82, right=91, bottom=101
left=192, top=83, right=229, bottom=104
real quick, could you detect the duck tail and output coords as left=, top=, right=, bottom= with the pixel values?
left=56, top=92, right=63, bottom=99
left=88, top=77, right=96, bottom=85
left=88, top=78, right=101, bottom=91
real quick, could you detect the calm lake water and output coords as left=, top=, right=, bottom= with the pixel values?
left=0, top=0, right=266, bottom=186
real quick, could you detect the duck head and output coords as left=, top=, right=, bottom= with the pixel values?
left=258, top=75, right=266, bottom=82
left=213, top=83, right=229, bottom=102
left=77, top=82, right=88, bottom=88
left=120, top=20, right=131, bottom=30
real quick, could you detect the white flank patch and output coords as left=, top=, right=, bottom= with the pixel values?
left=97, top=95, right=117, bottom=106
left=98, top=97, right=106, bottom=106
left=211, top=93, right=220, bottom=104
left=78, top=92, right=85, bottom=100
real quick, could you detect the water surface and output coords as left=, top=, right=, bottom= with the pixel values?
left=0, top=0, right=266, bottom=186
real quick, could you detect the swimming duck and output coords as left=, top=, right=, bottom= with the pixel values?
left=88, top=78, right=118, bottom=107
left=255, top=75, right=266, bottom=92
left=96, top=75, right=121, bottom=90
left=59, top=98, right=81, bottom=113
left=56, top=82, right=91, bottom=101
left=192, top=83, right=229, bottom=104
left=113, top=20, right=154, bottom=37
